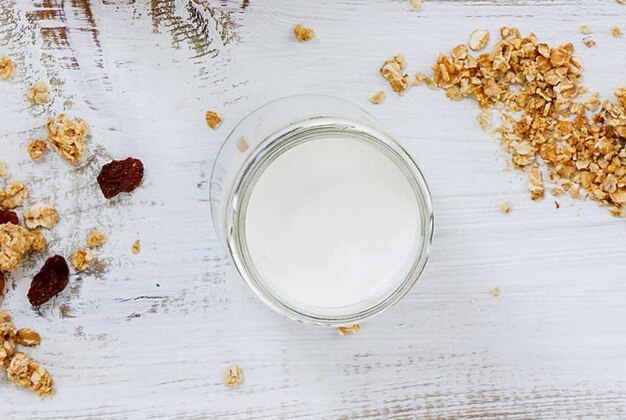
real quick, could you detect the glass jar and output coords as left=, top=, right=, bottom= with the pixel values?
left=210, top=95, right=434, bottom=326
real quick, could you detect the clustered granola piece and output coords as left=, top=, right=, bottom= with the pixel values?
left=293, top=23, right=315, bottom=42
left=380, top=54, right=411, bottom=94
left=0, top=182, right=28, bottom=209
left=23, top=204, right=58, bottom=230
left=0, top=55, right=14, bottom=80
left=337, top=324, right=360, bottom=336
left=611, top=26, right=623, bottom=37
left=423, top=27, right=626, bottom=215
left=26, top=82, right=50, bottom=105
left=0, top=223, right=41, bottom=272
left=0, top=312, right=52, bottom=397
left=369, top=90, right=386, bottom=105
left=27, top=140, right=48, bottom=160
left=582, top=37, right=596, bottom=48
left=7, top=352, right=53, bottom=397
left=87, top=229, right=107, bottom=248
left=223, top=364, right=243, bottom=387
left=69, top=249, right=93, bottom=272
left=205, top=110, right=222, bottom=129
left=46, top=114, right=89, bottom=164
left=131, top=239, right=140, bottom=254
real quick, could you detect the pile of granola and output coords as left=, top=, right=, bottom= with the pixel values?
left=384, top=27, right=626, bottom=216
left=0, top=312, right=53, bottom=397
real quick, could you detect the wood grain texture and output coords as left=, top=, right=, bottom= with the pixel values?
left=1, top=0, right=626, bottom=418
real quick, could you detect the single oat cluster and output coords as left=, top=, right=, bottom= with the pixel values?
left=293, top=23, right=315, bottom=42
left=23, top=204, right=58, bottom=230
left=337, top=324, right=360, bottom=336
left=223, top=364, right=243, bottom=387
left=26, top=82, right=50, bottom=105
left=380, top=54, right=410, bottom=94
left=205, top=110, right=222, bottom=130
left=46, top=114, right=89, bottom=164
left=0, top=55, right=14, bottom=80
left=0, top=182, right=28, bottom=209
left=69, top=248, right=94, bottom=272
left=369, top=90, right=386, bottom=105
left=0, top=223, right=42, bottom=272
left=28, top=140, right=48, bottom=160
left=87, top=229, right=107, bottom=248
left=131, top=239, right=140, bottom=254
left=0, top=312, right=53, bottom=397
left=424, top=27, right=626, bottom=215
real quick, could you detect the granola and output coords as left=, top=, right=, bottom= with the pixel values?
left=223, top=364, right=243, bottom=387
left=337, top=324, right=360, bottom=336
left=469, top=29, right=490, bottom=51
left=0, top=162, right=9, bottom=180
left=131, top=239, right=140, bottom=254
left=419, top=27, right=626, bottom=216
left=293, top=23, right=315, bottom=42
left=69, top=249, right=94, bottom=272
left=205, top=110, right=222, bottom=129
left=23, top=204, right=58, bottom=230
left=380, top=54, right=410, bottom=94
left=0, top=313, right=16, bottom=365
left=0, top=55, right=14, bottom=80
left=499, top=201, right=512, bottom=214
left=27, top=140, right=48, bottom=160
left=29, top=231, right=46, bottom=252
left=7, top=352, right=54, bottom=397
left=611, top=26, right=623, bottom=37
left=46, top=114, right=89, bottom=164
left=411, top=0, right=422, bottom=11
left=87, top=229, right=107, bottom=248
left=0, top=182, right=28, bottom=209
left=491, top=287, right=501, bottom=297
left=369, top=90, right=386, bottom=105
left=582, top=37, right=596, bottom=47
left=16, top=328, right=41, bottom=346
left=26, top=82, right=50, bottom=105
left=476, top=109, right=491, bottom=131
left=0, top=223, right=37, bottom=272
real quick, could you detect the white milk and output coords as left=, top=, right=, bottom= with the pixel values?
left=244, top=136, right=422, bottom=309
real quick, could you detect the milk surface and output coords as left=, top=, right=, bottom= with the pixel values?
left=244, top=136, right=422, bottom=309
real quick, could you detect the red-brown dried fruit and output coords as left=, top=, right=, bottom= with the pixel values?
left=0, top=210, right=18, bottom=225
left=97, top=157, right=144, bottom=199
left=27, top=255, right=69, bottom=306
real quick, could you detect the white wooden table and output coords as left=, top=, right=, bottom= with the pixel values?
left=2, top=0, right=626, bottom=418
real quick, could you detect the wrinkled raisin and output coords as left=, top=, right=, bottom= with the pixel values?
left=27, top=255, right=69, bottom=306
left=0, top=210, right=18, bottom=225
left=97, top=157, right=144, bottom=199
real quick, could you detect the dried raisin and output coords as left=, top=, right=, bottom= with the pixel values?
left=97, top=158, right=144, bottom=199
left=27, top=255, right=69, bottom=306
left=0, top=210, right=18, bottom=225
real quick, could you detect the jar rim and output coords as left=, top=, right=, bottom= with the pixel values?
left=224, top=115, right=434, bottom=326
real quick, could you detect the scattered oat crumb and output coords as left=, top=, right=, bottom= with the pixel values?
left=0, top=162, right=9, bottom=180
left=380, top=54, right=410, bottom=94
left=582, top=37, right=596, bottom=47
left=476, top=109, right=491, bottom=131
left=611, top=26, right=623, bottom=37
left=131, top=239, right=140, bottom=254
left=16, top=328, right=41, bottom=346
left=491, top=287, right=500, bottom=297
left=30, top=231, right=46, bottom=252
left=528, top=166, right=545, bottom=201
left=0, top=55, right=14, bottom=80
left=414, top=72, right=427, bottom=86
left=293, top=23, right=315, bottom=42
left=0, top=182, right=29, bottom=209
left=337, top=324, right=360, bottom=336
left=46, top=114, right=89, bottom=164
left=26, top=82, right=50, bottom=105
left=7, top=352, right=53, bottom=397
left=468, top=29, right=490, bottom=51
left=369, top=90, right=386, bottom=105
left=27, top=140, right=48, bottom=160
left=410, top=0, right=422, bottom=11
left=223, top=365, right=243, bottom=387
left=499, top=201, right=512, bottom=214
left=555, top=200, right=561, bottom=209
left=69, top=249, right=94, bottom=272
left=236, top=138, right=249, bottom=153
left=205, top=110, right=222, bottom=130
left=87, top=229, right=107, bottom=248
left=580, top=25, right=592, bottom=35
left=23, top=204, right=58, bottom=230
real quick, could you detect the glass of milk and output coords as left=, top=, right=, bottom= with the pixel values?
left=210, top=95, right=433, bottom=326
